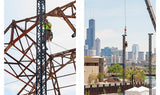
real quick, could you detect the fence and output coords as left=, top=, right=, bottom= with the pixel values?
left=84, top=82, right=148, bottom=95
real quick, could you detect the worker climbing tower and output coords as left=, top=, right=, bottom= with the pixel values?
left=36, top=0, right=47, bottom=94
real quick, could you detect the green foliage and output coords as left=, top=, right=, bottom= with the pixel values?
left=97, top=72, right=103, bottom=81
left=104, top=74, right=110, bottom=78
left=125, top=69, right=146, bottom=82
left=152, top=67, right=156, bottom=70
left=125, top=69, right=137, bottom=80
left=107, top=64, right=146, bottom=82
left=85, top=91, right=87, bottom=95
left=117, top=87, right=121, bottom=94
left=145, top=82, right=148, bottom=86
left=108, top=64, right=123, bottom=74
left=88, top=73, right=97, bottom=83
left=137, top=70, right=146, bottom=82
left=85, top=91, right=90, bottom=95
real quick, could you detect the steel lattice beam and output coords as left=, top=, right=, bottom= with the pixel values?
left=36, top=0, right=47, bottom=94
left=4, top=1, right=76, bottom=54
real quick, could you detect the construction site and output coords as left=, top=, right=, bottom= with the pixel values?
left=84, top=0, right=156, bottom=95
left=4, top=0, right=76, bottom=95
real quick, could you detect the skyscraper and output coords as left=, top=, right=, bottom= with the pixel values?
left=138, top=52, right=144, bottom=61
left=95, top=38, right=100, bottom=56
left=132, top=44, right=139, bottom=61
left=86, top=19, right=95, bottom=50
left=128, top=52, right=134, bottom=61
left=84, top=45, right=88, bottom=56
left=101, top=47, right=112, bottom=56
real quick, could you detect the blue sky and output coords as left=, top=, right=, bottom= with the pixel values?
left=84, top=0, right=156, bottom=52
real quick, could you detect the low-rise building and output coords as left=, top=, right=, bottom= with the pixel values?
left=84, top=56, right=104, bottom=84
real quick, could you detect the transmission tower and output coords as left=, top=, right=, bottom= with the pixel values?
left=4, top=1, right=76, bottom=94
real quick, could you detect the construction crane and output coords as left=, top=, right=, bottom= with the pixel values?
left=145, top=0, right=156, bottom=31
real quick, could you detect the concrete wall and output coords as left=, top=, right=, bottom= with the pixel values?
left=84, top=56, right=104, bottom=84
left=84, top=66, right=99, bottom=84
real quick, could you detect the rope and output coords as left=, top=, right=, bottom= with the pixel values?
left=50, top=41, right=67, bottom=50
left=27, top=31, right=67, bottom=50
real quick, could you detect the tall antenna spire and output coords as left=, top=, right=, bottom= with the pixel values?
left=89, top=8, right=91, bottom=19
left=93, top=8, right=95, bottom=19
left=89, top=8, right=95, bottom=19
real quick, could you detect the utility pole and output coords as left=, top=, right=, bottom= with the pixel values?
left=36, top=0, right=47, bottom=95
left=148, top=33, right=153, bottom=95
left=122, top=32, right=127, bottom=95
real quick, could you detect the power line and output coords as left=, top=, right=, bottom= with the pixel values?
left=50, top=41, right=67, bottom=50
left=4, top=78, right=26, bottom=86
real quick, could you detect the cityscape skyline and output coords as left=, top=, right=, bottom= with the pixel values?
left=84, top=18, right=155, bottom=52
left=84, top=19, right=156, bottom=65
left=84, top=18, right=156, bottom=57
left=101, top=45, right=156, bottom=65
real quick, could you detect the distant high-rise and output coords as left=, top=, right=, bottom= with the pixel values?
left=101, top=47, right=112, bottom=56
left=132, top=44, right=139, bottom=61
left=138, top=52, right=144, bottom=61
left=128, top=52, right=134, bottom=61
left=95, top=38, right=100, bottom=56
left=111, top=47, right=118, bottom=52
left=86, top=19, right=95, bottom=50
left=88, top=50, right=96, bottom=56
left=112, top=50, right=122, bottom=57
left=84, top=45, right=88, bottom=56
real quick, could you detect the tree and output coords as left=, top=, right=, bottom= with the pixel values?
left=125, top=69, right=137, bottom=80
left=88, top=73, right=97, bottom=84
left=108, top=64, right=122, bottom=75
left=85, top=91, right=90, bottom=95
left=125, top=69, right=146, bottom=82
left=97, top=72, right=103, bottom=82
left=134, top=70, right=146, bottom=82
left=117, top=87, right=121, bottom=95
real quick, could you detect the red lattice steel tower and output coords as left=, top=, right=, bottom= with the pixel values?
left=4, top=1, right=76, bottom=95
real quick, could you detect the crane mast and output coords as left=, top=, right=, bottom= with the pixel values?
left=145, top=0, right=156, bottom=31
left=36, top=0, right=47, bottom=95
